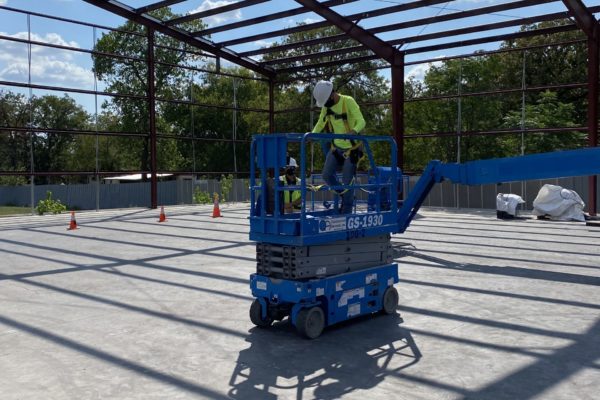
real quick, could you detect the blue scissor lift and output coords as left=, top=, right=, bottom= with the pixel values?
left=249, top=133, right=600, bottom=339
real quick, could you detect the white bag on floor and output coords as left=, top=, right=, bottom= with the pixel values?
left=532, top=184, right=585, bottom=221
left=496, top=193, right=525, bottom=216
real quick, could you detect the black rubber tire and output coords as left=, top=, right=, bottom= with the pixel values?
left=382, top=286, right=399, bottom=315
left=250, top=299, right=272, bottom=327
left=296, top=306, right=325, bottom=339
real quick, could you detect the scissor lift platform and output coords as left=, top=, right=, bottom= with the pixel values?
left=249, top=133, right=402, bottom=338
left=248, top=133, right=600, bottom=338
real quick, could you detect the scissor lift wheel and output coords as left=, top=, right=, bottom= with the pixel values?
left=296, top=306, right=325, bottom=339
left=250, top=299, right=272, bottom=327
left=382, top=286, right=399, bottom=315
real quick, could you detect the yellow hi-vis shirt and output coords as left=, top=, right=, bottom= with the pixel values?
left=279, top=176, right=301, bottom=204
left=311, top=94, right=366, bottom=150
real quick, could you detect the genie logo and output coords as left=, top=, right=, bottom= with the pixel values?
left=318, top=217, right=346, bottom=233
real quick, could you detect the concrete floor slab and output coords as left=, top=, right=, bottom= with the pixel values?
left=1, top=205, right=599, bottom=399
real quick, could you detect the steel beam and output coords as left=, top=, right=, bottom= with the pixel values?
left=135, top=0, right=186, bottom=14
left=293, top=0, right=401, bottom=65
left=166, top=0, right=268, bottom=26
left=82, top=0, right=274, bottom=78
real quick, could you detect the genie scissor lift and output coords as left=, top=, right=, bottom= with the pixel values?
left=249, top=133, right=600, bottom=339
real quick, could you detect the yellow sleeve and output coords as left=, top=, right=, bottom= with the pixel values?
left=347, top=96, right=365, bottom=133
left=312, top=107, right=327, bottom=133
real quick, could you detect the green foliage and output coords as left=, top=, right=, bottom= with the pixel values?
left=0, top=176, right=28, bottom=186
left=36, top=191, right=67, bottom=215
left=193, top=187, right=212, bottom=204
left=0, top=19, right=591, bottom=183
left=220, top=174, right=234, bottom=202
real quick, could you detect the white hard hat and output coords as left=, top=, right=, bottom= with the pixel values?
left=288, top=157, right=298, bottom=168
left=313, top=80, right=333, bottom=107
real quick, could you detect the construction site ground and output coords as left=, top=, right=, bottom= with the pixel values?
left=1, top=205, right=599, bottom=400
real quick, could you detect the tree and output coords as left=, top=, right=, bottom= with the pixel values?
left=93, top=8, right=206, bottom=176
left=0, top=91, right=30, bottom=183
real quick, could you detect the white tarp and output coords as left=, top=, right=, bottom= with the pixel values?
left=532, top=184, right=585, bottom=221
left=496, top=193, right=525, bottom=216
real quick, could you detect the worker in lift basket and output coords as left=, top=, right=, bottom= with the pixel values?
left=279, top=158, right=301, bottom=213
left=311, top=80, right=365, bottom=214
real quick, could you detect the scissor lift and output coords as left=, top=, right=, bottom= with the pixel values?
left=248, top=133, right=600, bottom=339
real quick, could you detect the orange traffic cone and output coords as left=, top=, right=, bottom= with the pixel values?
left=158, top=205, right=167, bottom=222
left=212, top=193, right=222, bottom=218
left=67, top=211, right=78, bottom=230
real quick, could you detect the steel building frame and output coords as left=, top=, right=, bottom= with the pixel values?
left=0, top=0, right=597, bottom=212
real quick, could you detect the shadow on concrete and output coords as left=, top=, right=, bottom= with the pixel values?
left=228, top=314, right=426, bottom=399
left=400, top=278, right=600, bottom=310
left=399, top=235, right=600, bottom=259
left=5, top=275, right=247, bottom=339
left=406, top=226, right=599, bottom=247
left=416, top=216, right=591, bottom=234
left=0, top=236, right=253, bottom=283
left=399, top=249, right=600, bottom=282
left=0, top=314, right=230, bottom=399
left=466, top=316, right=600, bottom=400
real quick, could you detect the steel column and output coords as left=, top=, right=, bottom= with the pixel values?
left=391, top=53, right=404, bottom=170
left=148, top=28, right=158, bottom=209
left=588, top=36, right=598, bottom=215
left=562, top=0, right=599, bottom=214
left=269, top=78, right=275, bottom=134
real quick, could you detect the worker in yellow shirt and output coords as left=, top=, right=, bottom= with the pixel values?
left=279, top=158, right=301, bottom=213
left=311, top=80, right=366, bottom=214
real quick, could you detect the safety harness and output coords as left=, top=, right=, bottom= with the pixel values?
left=323, top=98, right=363, bottom=161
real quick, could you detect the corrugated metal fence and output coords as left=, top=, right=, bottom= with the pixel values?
left=0, top=176, right=597, bottom=211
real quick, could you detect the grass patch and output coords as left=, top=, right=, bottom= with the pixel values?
left=0, top=206, right=31, bottom=217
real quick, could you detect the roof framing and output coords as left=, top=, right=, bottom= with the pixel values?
left=241, top=0, right=549, bottom=57
left=82, top=0, right=275, bottom=78
left=83, top=0, right=599, bottom=79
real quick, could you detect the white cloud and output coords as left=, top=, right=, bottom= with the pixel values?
left=302, top=18, right=320, bottom=24
left=188, top=0, right=242, bottom=27
left=0, top=0, right=7, bottom=6
left=405, top=58, right=444, bottom=81
left=0, top=31, right=94, bottom=88
left=253, top=40, right=273, bottom=48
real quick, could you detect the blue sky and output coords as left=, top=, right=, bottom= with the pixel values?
left=0, top=0, right=598, bottom=111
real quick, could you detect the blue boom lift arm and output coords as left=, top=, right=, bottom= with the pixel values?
left=397, top=147, right=600, bottom=233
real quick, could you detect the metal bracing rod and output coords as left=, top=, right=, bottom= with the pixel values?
left=82, top=0, right=274, bottom=78
left=220, top=0, right=451, bottom=48
left=165, top=0, right=268, bottom=26
left=194, top=0, right=356, bottom=36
